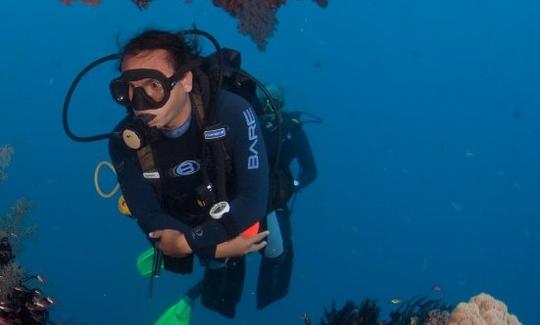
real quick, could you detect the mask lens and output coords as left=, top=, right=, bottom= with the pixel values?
left=110, top=69, right=172, bottom=110
left=135, top=78, right=166, bottom=103
left=110, top=80, right=130, bottom=105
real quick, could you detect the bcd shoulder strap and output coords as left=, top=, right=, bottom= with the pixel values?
left=136, top=144, right=162, bottom=194
left=191, top=89, right=230, bottom=205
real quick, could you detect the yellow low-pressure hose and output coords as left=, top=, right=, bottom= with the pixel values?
left=94, top=161, right=132, bottom=217
left=94, top=161, right=120, bottom=199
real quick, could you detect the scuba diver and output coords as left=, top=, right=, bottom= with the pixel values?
left=63, top=28, right=304, bottom=322
left=108, top=30, right=270, bottom=319
left=255, top=83, right=318, bottom=309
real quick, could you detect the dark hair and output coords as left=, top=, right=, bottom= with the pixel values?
left=120, top=30, right=201, bottom=71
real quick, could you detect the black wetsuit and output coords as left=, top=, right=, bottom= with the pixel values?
left=262, top=111, right=317, bottom=210
left=257, top=110, right=317, bottom=309
left=278, top=114, right=317, bottom=192
left=109, top=90, right=269, bottom=262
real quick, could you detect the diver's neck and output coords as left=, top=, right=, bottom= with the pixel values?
left=161, top=100, right=191, bottom=138
left=167, top=98, right=192, bottom=130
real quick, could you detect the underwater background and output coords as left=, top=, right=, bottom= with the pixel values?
left=0, top=0, right=539, bottom=324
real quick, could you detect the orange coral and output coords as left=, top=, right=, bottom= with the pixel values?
left=449, top=293, right=522, bottom=325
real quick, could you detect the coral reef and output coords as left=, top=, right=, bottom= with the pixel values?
left=0, top=145, right=13, bottom=182
left=0, top=259, right=25, bottom=301
left=59, top=0, right=101, bottom=6
left=388, top=296, right=453, bottom=325
left=226, top=0, right=284, bottom=50
left=317, top=293, right=522, bottom=325
left=59, top=0, right=329, bottom=50
left=426, top=309, right=451, bottom=325
left=449, top=293, right=522, bottom=325
left=0, top=199, right=35, bottom=250
left=320, top=299, right=381, bottom=325
left=0, top=146, right=53, bottom=325
left=209, top=0, right=330, bottom=49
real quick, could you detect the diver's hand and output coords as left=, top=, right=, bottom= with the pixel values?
left=215, top=231, right=269, bottom=258
left=149, top=229, right=193, bottom=258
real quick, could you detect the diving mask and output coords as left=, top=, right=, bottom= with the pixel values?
left=109, top=68, right=185, bottom=111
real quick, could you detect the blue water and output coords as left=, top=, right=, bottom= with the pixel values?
left=1, top=0, right=538, bottom=324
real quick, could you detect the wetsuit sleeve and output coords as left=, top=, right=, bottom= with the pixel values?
left=291, top=126, right=317, bottom=190
left=110, top=132, right=240, bottom=258
left=219, top=99, right=270, bottom=235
